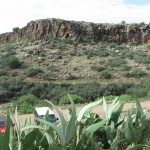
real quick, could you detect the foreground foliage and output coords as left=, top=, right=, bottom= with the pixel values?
left=0, top=96, right=150, bottom=150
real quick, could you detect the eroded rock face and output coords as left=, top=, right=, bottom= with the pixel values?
left=0, top=18, right=150, bottom=44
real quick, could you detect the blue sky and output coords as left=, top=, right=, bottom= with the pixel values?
left=0, top=0, right=150, bottom=34
left=124, top=0, right=150, bottom=5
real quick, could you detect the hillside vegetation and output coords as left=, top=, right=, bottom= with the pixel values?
left=0, top=37, right=150, bottom=106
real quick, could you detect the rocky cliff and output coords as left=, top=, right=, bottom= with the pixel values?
left=0, top=18, right=150, bottom=44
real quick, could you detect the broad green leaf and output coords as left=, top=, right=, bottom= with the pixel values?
left=112, top=101, right=125, bottom=124
left=22, top=129, right=38, bottom=150
left=0, top=132, right=6, bottom=150
left=49, top=143, right=65, bottom=150
left=12, top=107, right=20, bottom=141
left=105, top=126, right=113, bottom=142
left=109, top=130, right=121, bottom=150
left=126, top=144, right=150, bottom=150
left=125, top=110, right=136, bottom=143
left=4, top=114, right=11, bottom=147
left=85, top=119, right=107, bottom=134
left=107, top=99, right=120, bottom=120
left=102, top=96, right=107, bottom=112
left=135, top=99, right=144, bottom=127
left=45, top=132, right=53, bottom=145
left=77, top=99, right=102, bottom=122
left=65, top=94, right=76, bottom=144
left=35, top=118, right=66, bottom=146
left=75, top=119, right=107, bottom=150
left=45, top=100, right=67, bottom=134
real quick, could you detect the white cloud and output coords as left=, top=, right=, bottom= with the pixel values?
left=0, top=0, right=150, bottom=33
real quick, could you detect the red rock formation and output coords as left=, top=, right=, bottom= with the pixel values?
left=0, top=18, right=150, bottom=44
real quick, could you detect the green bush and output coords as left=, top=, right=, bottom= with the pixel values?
left=0, top=87, right=9, bottom=102
left=127, top=87, right=148, bottom=98
left=26, top=68, right=43, bottom=77
left=130, top=69, right=147, bottom=78
left=101, top=70, right=112, bottom=79
left=59, top=94, right=84, bottom=104
left=83, top=48, right=109, bottom=57
left=12, top=27, right=19, bottom=32
left=123, top=69, right=147, bottom=78
left=17, top=94, right=38, bottom=114
left=0, top=43, right=15, bottom=52
left=118, top=94, right=133, bottom=101
left=121, top=64, right=131, bottom=71
left=107, top=57, right=126, bottom=67
left=91, top=65, right=105, bottom=72
left=5, top=56, right=21, bottom=69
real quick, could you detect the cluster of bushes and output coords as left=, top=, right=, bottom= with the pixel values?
left=106, top=57, right=126, bottom=67
left=16, top=94, right=46, bottom=114
left=0, top=78, right=134, bottom=103
left=83, top=48, right=109, bottom=57
left=120, top=49, right=150, bottom=64
left=5, top=56, right=21, bottom=69
left=101, top=70, right=112, bottom=79
left=90, top=65, right=105, bottom=72
left=123, top=68, right=147, bottom=78
left=0, top=70, right=150, bottom=104
left=0, top=46, right=21, bottom=69
left=26, top=67, right=43, bottom=77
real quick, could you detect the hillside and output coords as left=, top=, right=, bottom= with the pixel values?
left=0, top=18, right=150, bottom=104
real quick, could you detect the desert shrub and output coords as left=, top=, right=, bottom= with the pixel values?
left=122, top=71, right=131, bottom=78
left=13, top=27, right=19, bottom=32
left=133, top=51, right=150, bottom=64
left=104, top=82, right=132, bottom=96
left=109, top=42, right=116, bottom=48
left=0, top=43, right=15, bottom=52
left=59, top=94, right=83, bottom=104
left=102, top=94, right=132, bottom=102
left=91, top=65, right=105, bottom=72
left=5, top=56, right=21, bottom=69
left=146, top=65, right=150, bottom=70
left=130, top=69, right=147, bottom=78
left=103, top=95, right=116, bottom=101
left=0, top=87, right=9, bottom=102
left=83, top=48, right=109, bottom=57
left=0, top=69, right=7, bottom=76
left=123, top=69, right=147, bottom=78
left=101, top=70, right=112, bottom=79
left=27, top=49, right=34, bottom=54
left=17, top=94, right=38, bottom=114
left=107, top=57, right=126, bottom=67
left=26, top=68, right=43, bottom=77
left=118, top=94, right=133, bottom=101
left=141, top=78, right=150, bottom=89
left=125, top=51, right=134, bottom=59
left=127, top=87, right=148, bottom=98
left=121, top=64, right=131, bottom=71
left=3, top=51, right=16, bottom=57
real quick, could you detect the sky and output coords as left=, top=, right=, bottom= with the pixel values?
left=0, top=0, right=150, bottom=34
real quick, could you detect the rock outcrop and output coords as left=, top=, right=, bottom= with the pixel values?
left=0, top=18, right=150, bottom=44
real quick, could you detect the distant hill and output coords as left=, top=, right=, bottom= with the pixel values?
left=0, top=18, right=150, bottom=103
left=0, top=18, right=150, bottom=44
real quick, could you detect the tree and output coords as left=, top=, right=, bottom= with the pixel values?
left=121, top=20, right=126, bottom=25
